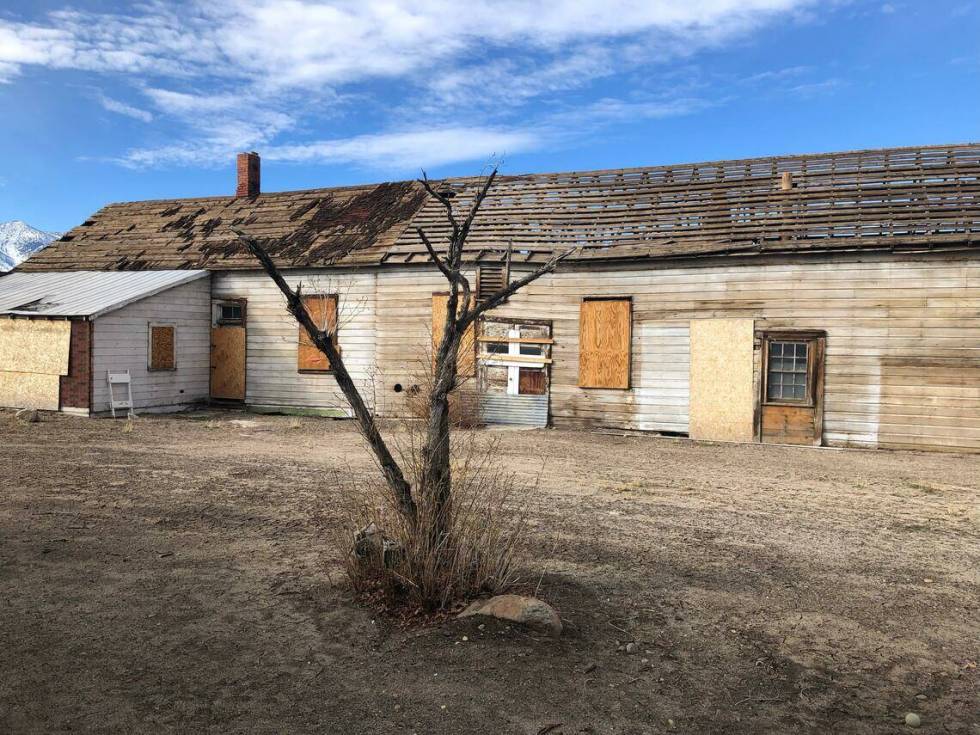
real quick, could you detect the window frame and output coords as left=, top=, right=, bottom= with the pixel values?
left=297, top=293, right=340, bottom=374
left=217, top=301, right=245, bottom=326
left=147, top=322, right=177, bottom=371
left=761, top=331, right=822, bottom=407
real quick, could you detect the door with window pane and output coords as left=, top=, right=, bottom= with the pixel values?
left=210, top=299, right=246, bottom=401
left=760, top=332, right=825, bottom=446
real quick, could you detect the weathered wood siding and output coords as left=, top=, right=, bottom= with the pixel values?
left=373, top=253, right=980, bottom=451
left=211, top=270, right=378, bottom=413
left=209, top=253, right=979, bottom=452
left=375, top=269, right=459, bottom=418
left=91, top=277, right=211, bottom=413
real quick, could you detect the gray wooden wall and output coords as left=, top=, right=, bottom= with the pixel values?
left=212, top=269, right=378, bottom=414
left=91, top=277, right=211, bottom=413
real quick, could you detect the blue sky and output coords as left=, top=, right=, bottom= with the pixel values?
left=0, top=0, right=977, bottom=233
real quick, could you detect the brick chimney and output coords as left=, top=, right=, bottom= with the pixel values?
left=236, top=151, right=260, bottom=197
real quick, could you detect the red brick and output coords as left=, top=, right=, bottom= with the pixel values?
left=236, top=151, right=260, bottom=197
left=59, top=320, right=92, bottom=410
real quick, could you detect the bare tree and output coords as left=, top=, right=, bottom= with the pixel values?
left=233, top=166, right=572, bottom=555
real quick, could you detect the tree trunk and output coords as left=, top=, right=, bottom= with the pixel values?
left=232, top=229, right=418, bottom=524
left=422, top=324, right=460, bottom=547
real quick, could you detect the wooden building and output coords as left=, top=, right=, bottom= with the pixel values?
left=0, top=270, right=211, bottom=415
left=10, top=144, right=980, bottom=451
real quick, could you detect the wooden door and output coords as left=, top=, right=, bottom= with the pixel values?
left=760, top=332, right=825, bottom=446
left=211, top=327, right=245, bottom=400
left=210, top=299, right=246, bottom=403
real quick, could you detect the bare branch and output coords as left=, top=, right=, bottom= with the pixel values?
left=231, top=228, right=417, bottom=523
left=417, top=227, right=455, bottom=283
left=458, top=168, right=498, bottom=251
left=419, top=171, right=460, bottom=244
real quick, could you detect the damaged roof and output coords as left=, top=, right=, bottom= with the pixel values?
left=21, top=181, right=429, bottom=272
left=18, top=143, right=980, bottom=273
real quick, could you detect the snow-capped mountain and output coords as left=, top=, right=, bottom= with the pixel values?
left=0, top=220, right=60, bottom=271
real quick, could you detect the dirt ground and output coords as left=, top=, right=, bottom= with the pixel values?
left=0, top=410, right=977, bottom=735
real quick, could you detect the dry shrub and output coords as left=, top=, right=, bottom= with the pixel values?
left=402, top=340, right=482, bottom=429
left=336, top=427, right=529, bottom=612
left=404, top=383, right=481, bottom=429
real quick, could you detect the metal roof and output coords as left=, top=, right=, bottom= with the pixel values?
left=0, top=270, right=209, bottom=318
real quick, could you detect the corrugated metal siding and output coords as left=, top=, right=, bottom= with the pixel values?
left=480, top=394, right=549, bottom=427
left=211, top=269, right=377, bottom=413
left=90, top=277, right=211, bottom=413
left=0, top=270, right=208, bottom=317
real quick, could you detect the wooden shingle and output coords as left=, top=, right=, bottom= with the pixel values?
left=20, top=143, right=980, bottom=272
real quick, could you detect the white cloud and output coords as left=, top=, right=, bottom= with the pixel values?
left=266, top=127, right=542, bottom=169
left=115, top=87, right=709, bottom=172
left=789, top=78, right=845, bottom=97
left=1, top=0, right=819, bottom=168
left=113, top=125, right=538, bottom=170
left=98, top=94, right=153, bottom=122
left=424, top=47, right=616, bottom=113
left=567, top=96, right=715, bottom=123
left=1, top=0, right=814, bottom=87
left=739, top=65, right=813, bottom=85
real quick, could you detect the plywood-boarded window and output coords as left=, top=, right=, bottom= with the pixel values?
left=432, top=293, right=475, bottom=377
left=579, top=298, right=631, bottom=389
left=298, top=294, right=339, bottom=372
left=148, top=324, right=176, bottom=371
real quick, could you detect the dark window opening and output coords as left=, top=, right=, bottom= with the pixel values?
left=486, top=342, right=509, bottom=354
left=219, top=303, right=243, bottom=324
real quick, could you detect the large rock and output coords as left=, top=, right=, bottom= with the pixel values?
left=15, top=408, right=39, bottom=423
left=459, top=594, right=562, bottom=637
left=352, top=523, right=402, bottom=568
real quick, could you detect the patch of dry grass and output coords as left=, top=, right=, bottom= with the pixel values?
left=336, top=429, right=529, bottom=612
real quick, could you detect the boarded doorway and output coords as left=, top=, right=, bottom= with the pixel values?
left=688, top=318, right=756, bottom=442
left=478, top=318, right=552, bottom=427
left=760, top=331, right=826, bottom=446
left=210, top=300, right=246, bottom=402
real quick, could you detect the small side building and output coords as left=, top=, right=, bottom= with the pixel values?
left=0, top=270, right=211, bottom=415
